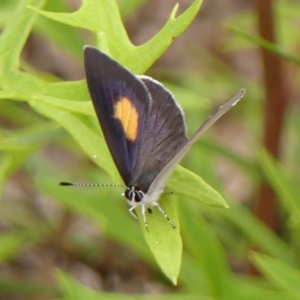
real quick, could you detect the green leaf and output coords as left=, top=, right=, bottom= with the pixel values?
left=137, top=195, right=182, bottom=285
left=57, top=270, right=103, bottom=300
left=225, top=24, right=300, bottom=65
left=28, top=0, right=203, bottom=73
left=201, top=202, right=296, bottom=265
left=32, top=95, right=94, bottom=116
left=57, top=270, right=204, bottom=300
left=30, top=99, right=120, bottom=183
left=225, top=276, right=299, bottom=300
left=0, top=232, right=26, bottom=262
left=0, top=0, right=47, bottom=72
left=179, top=201, right=230, bottom=298
left=169, top=166, right=229, bottom=208
left=0, top=149, right=39, bottom=197
left=0, top=278, right=57, bottom=297
left=251, top=252, right=300, bottom=297
left=258, top=149, right=300, bottom=222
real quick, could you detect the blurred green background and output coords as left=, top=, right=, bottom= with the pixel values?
left=1, top=0, right=300, bottom=299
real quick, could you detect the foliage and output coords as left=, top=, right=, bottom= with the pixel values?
left=0, top=0, right=300, bottom=299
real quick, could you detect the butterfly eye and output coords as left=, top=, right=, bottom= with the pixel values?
left=125, top=189, right=133, bottom=201
left=134, top=190, right=144, bottom=203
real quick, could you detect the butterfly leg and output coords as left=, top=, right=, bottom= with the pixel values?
left=141, top=204, right=149, bottom=232
left=129, top=206, right=138, bottom=220
left=153, top=202, right=176, bottom=229
left=129, top=206, right=149, bottom=232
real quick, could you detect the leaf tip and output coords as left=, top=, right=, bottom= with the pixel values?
left=170, top=3, right=179, bottom=19
left=172, top=277, right=178, bottom=286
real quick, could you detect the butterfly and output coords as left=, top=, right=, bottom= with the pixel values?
left=61, top=46, right=245, bottom=231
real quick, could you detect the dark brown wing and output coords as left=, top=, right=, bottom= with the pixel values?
left=84, top=47, right=151, bottom=185
left=131, top=76, right=188, bottom=191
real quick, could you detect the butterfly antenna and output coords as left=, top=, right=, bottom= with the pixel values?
left=163, top=190, right=173, bottom=195
left=59, top=182, right=125, bottom=188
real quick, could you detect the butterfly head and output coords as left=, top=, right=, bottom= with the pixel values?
left=124, top=185, right=144, bottom=204
left=123, top=184, right=174, bottom=231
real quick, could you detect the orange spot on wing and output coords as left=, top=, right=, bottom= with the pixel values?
left=113, top=97, right=139, bottom=141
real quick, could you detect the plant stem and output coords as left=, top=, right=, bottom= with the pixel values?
left=251, top=0, right=291, bottom=273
